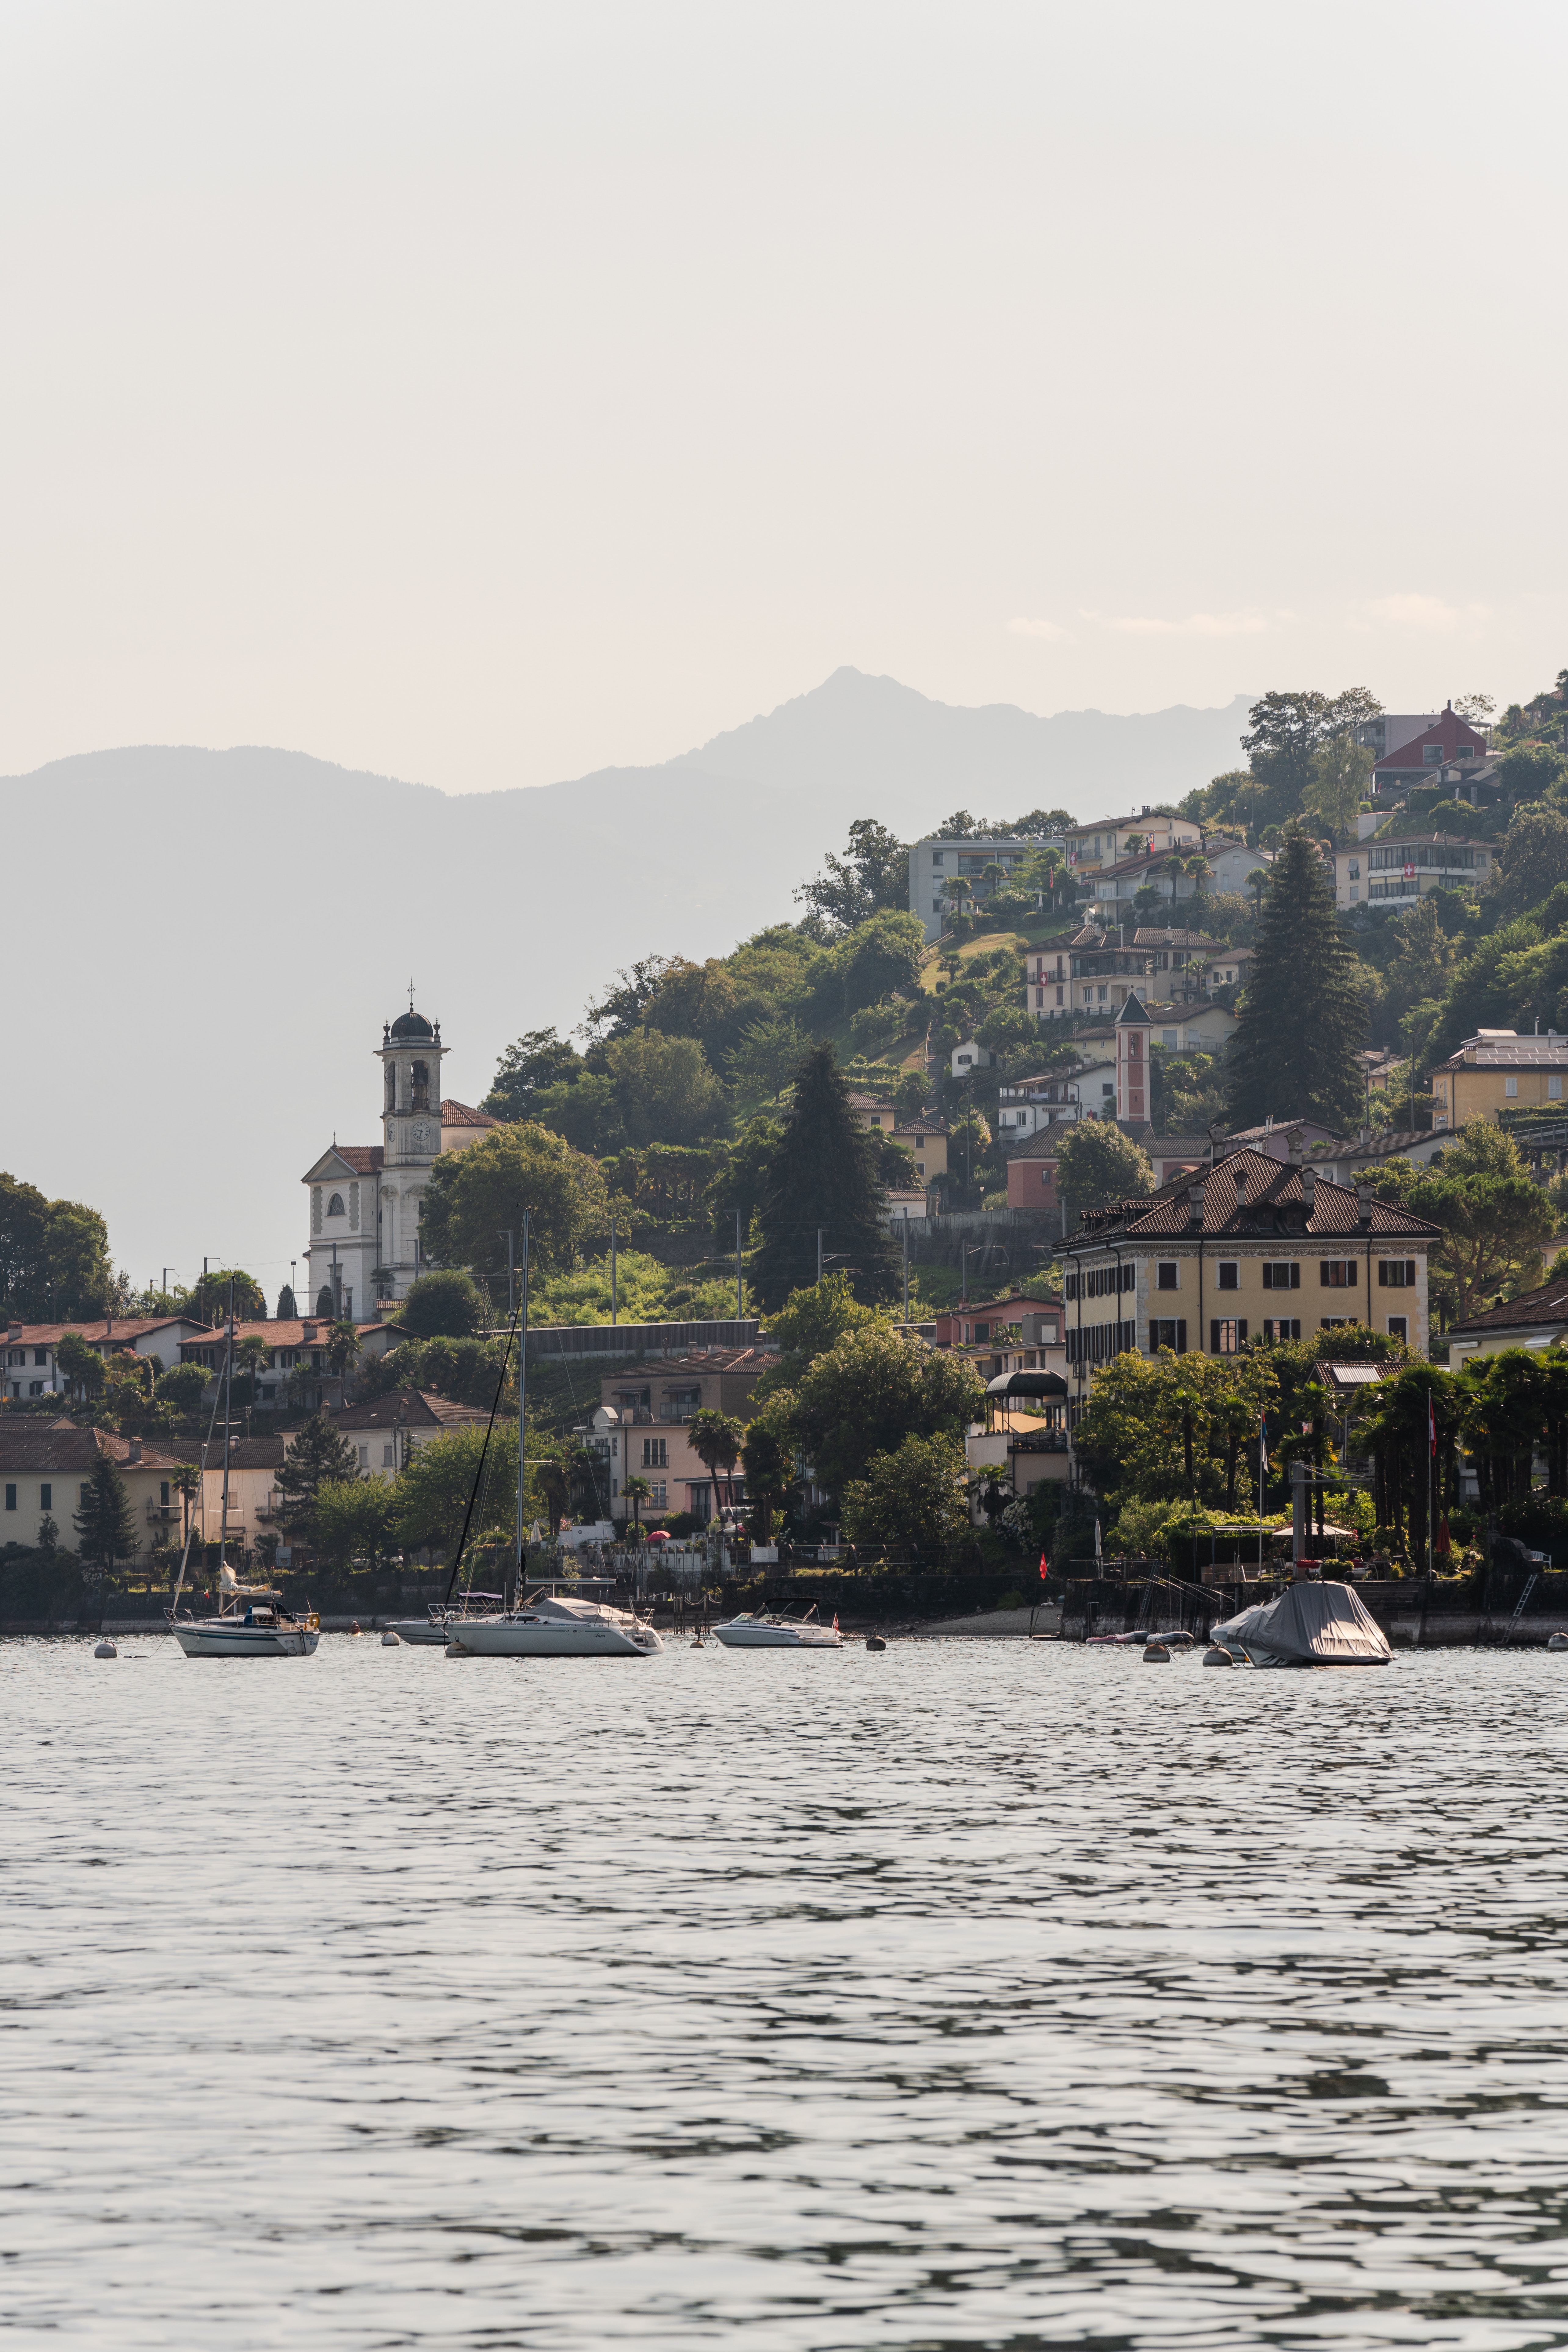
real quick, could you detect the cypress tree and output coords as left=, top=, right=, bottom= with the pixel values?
left=72, top=1448, right=141, bottom=1575
left=751, top=1044, right=901, bottom=1310
left=1225, top=823, right=1367, bottom=1131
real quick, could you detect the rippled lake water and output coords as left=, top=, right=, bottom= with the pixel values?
left=4, top=1635, right=1568, bottom=2350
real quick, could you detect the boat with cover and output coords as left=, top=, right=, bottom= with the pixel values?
left=438, top=1211, right=664, bottom=1661
left=166, top=1279, right=320, bottom=1659
left=713, top=1602, right=843, bottom=1649
left=1208, top=1578, right=1392, bottom=1668
left=386, top=1593, right=504, bottom=1646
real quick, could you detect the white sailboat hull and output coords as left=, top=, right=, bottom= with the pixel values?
left=172, top=1621, right=320, bottom=1658
left=447, top=1611, right=662, bottom=1658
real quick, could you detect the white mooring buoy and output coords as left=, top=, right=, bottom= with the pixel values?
left=381, top=1629, right=403, bottom=1646
left=94, top=1640, right=118, bottom=1659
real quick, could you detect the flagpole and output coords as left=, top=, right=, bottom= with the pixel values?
left=1258, top=1411, right=1267, bottom=1581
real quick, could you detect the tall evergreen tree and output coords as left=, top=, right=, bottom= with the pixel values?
left=276, top=1411, right=363, bottom=1539
left=72, top=1448, right=140, bottom=1575
left=1226, top=824, right=1367, bottom=1131
left=751, top=1044, right=901, bottom=1310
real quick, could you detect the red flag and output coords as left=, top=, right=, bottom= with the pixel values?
left=1039, top=1551, right=1050, bottom=1580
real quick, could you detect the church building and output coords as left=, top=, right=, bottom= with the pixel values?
left=300, top=1000, right=496, bottom=1322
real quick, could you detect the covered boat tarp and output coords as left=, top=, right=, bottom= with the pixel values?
left=1210, top=1580, right=1392, bottom=1668
left=986, top=1369, right=1069, bottom=1399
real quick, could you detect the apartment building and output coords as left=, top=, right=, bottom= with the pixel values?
left=907, top=832, right=1058, bottom=943
left=1063, top=811, right=1201, bottom=874
left=1334, top=831, right=1493, bottom=910
left=1057, top=1148, right=1439, bottom=1401
left=591, top=1345, right=776, bottom=1522
left=1429, top=1030, right=1568, bottom=1129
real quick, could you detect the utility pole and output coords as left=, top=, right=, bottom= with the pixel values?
left=610, top=1215, right=617, bottom=1326
left=902, top=1217, right=910, bottom=1325
left=735, top=1208, right=743, bottom=1320
left=507, top=1228, right=514, bottom=1320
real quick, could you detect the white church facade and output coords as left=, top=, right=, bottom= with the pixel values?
left=300, top=1002, right=496, bottom=1322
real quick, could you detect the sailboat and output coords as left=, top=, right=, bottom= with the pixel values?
left=442, top=1214, right=663, bottom=1661
left=167, top=1282, right=320, bottom=1659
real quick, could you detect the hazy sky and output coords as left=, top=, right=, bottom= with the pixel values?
left=2, top=0, right=1564, bottom=795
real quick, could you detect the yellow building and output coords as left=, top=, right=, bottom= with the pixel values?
left=1428, top=1030, right=1568, bottom=1130
left=1058, top=1147, right=1439, bottom=1405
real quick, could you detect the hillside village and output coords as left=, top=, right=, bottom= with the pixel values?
left=9, top=675, right=1568, bottom=1619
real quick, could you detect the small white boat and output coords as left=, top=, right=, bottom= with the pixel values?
left=171, top=1595, right=320, bottom=1658
left=446, top=1590, right=662, bottom=1658
left=387, top=1593, right=505, bottom=1646
left=713, top=1604, right=842, bottom=1650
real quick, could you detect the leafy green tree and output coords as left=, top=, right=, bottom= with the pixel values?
left=391, top=1422, right=517, bottom=1555
left=314, top=1478, right=398, bottom=1570
left=191, top=1267, right=267, bottom=1325
left=1368, top=1121, right=1555, bottom=1322
left=840, top=1430, right=971, bottom=1562
left=483, top=1027, right=585, bottom=1120
left=1240, top=688, right=1382, bottom=830
left=688, top=1408, right=745, bottom=1518
left=727, top=1018, right=808, bottom=1101
left=1498, top=740, right=1568, bottom=803
left=0, top=1174, right=115, bottom=1321
left=1072, top=1348, right=1279, bottom=1516
left=753, top=1272, right=886, bottom=1398
left=1226, top=824, right=1367, bottom=1130
left=792, top=1323, right=984, bottom=1498
left=601, top=1028, right=726, bottom=1146
left=644, top=958, right=743, bottom=1057
left=740, top=1397, right=796, bottom=1539
left=1303, top=730, right=1374, bottom=838
left=833, top=909, right=926, bottom=1015
left=751, top=1044, right=901, bottom=1309
left=276, top=1284, right=297, bottom=1319
left=795, top=818, right=911, bottom=933
left=581, top=954, right=677, bottom=1042
left=325, top=1321, right=362, bottom=1387
left=72, top=1449, right=140, bottom=1575
left=276, top=1412, right=363, bottom=1541
left=1054, top=1122, right=1155, bottom=1218
left=421, top=1120, right=609, bottom=1276
left=158, top=1362, right=209, bottom=1417
left=401, top=1270, right=485, bottom=1338
left=1495, top=804, right=1568, bottom=918
left=55, top=1331, right=104, bottom=1403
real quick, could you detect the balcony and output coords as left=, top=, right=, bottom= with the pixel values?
left=1009, top=1430, right=1069, bottom=1454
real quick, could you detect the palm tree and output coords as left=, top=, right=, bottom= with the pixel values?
left=942, top=874, right=973, bottom=927
left=237, top=1334, right=272, bottom=1401
left=622, top=1474, right=652, bottom=1534
left=1246, top=867, right=1270, bottom=925
left=171, top=1461, right=201, bottom=1553
left=1164, top=854, right=1185, bottom=916
left=1185, top=852, right=1212, bottom=897
left=689, top=1407, right=746, bottom=1524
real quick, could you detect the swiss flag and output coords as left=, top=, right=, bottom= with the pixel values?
left=1039, top=1552, right=1051, bottom=1581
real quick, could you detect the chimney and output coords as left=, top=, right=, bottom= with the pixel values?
left=1302, top=1167, right=1316, bottom=1217
left=6, top=1320, right=19, bottom=1343
left=1356, top=1180, right=1373, bottom=1224
left=1186, top=1188, right=1203, bottom=1231
left=1287, top=1126, right=1305, bottom=1165
left=1234, top=1164, right=1247, bottom=1210
left=127, top=1437, right=142, bottom=1462
left=1264, top=1113, right=1273, bottom=1135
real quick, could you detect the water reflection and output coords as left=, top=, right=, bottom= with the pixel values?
left=2, top=1639, right=1567, bottom=2347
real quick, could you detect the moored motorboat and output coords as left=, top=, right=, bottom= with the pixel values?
left=171, top=1595, right=320, bottom=1658
left=713, top=1603, right=842, bottom=1649
left=1208, top=1579, right=1392, bottom=1668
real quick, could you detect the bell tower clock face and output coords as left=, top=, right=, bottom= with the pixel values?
left=411, top=1120, right=430, bottom=1153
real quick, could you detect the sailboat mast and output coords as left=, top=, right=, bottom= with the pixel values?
left=514, top=1210, right=530, bottom=1611
left=218, top=1276, right=234, bottom=1586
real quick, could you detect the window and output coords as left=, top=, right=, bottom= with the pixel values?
left=1423, top=742, right=1443, bottom=765
left=1348, top=862, right=1360, bottom=880
left=1097, top=986, right=1108, bottom=1001
left=1378, top=1260, right=1416, bottom=1288
left=328, top=1192, right=346, bottom=1216
left=33, top=1348, right=46, bottom=1366
left=1552, top=1077, right=1564, bottom=1101
left=1387, top=1316, right=1408, bottom=1342
left=1210, top=1319, right=1247, bottom=1354
left=1157, top=1262, right=1179, bottom=1291
left=1163, top=1029, right=1178, bottom=1047
left=40, top=1483, right=51, bottom=1509
left=974, top=1322, right=990, bottom=1341
left=1149, top=1319, right=1187, bottom=1352
left=1262, top=1318, right=1301, bottom=1341
left=931, top=851, right=945, bottom=866
left=1319, top=1260, right=1358, bottom=1287
left=357, top=1443, right=369, bottom=1468
left=651, top=1482, right=668, bottom=1508
left=1056, top=986, right=1065, bottom=1005
left=160, top=1482, right=169, bottom=1505
left=1217, top=1262, right=1239, bottom=1291
left=28, top=1381, right=42, bottom=1397
left=3, top=1485, right=13, bottom=1512
left=383, top=1443, right=395, bottom=1467
left=1321, top=1316, right=1353, bottom=1330
left=1262, top=1262, right=1300, bottom=1289
left=643, top=1437, right=668, bottom=1469
left=1505, top=1075, right=1518, bottom=1098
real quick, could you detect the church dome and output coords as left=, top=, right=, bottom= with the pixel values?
left=389, top=1009, right=435, bottom=1041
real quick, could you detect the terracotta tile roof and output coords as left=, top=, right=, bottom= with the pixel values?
left=440, top=1099, right=497, bottom=1128
left=178, top=1319, right=383, bottom=1358
left=0, top=1425, right=185, bottom=1472
left=1065, top=1146, right=1442, bottom=1243
left=1448, top=1279, right=1568, bottom=1336
left=332, top=1390, right=488, bottom=1432
left=0, top=1317, right=200, bottom=1349
left=324, top=1145, right=384, bottom=1174
left=1432, top=1038, right=1568, bottom=1069
left=892, top=1119, right=948, bottom=1138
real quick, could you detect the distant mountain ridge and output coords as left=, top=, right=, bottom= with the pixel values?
left=2, top=667, right=1248, bottom=1282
